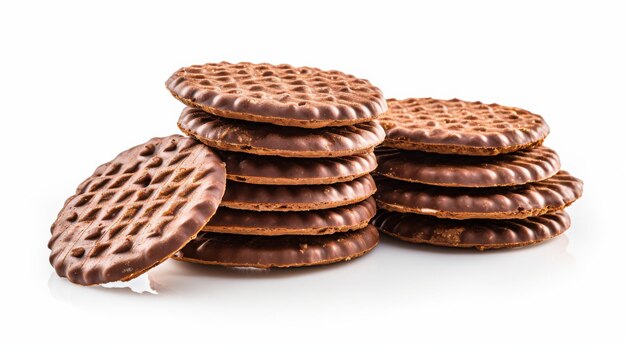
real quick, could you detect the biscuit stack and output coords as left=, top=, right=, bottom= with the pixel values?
left=165, top=62, right=388, bottom=267
left=372, top=98, right=583, bottom=250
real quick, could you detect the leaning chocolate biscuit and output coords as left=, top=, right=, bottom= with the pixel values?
left=175, top=225, right=379, bottom=268
left=48, top=135, right=226, bottom=285
left=166, top=61, right=387, bottom=128
left=178, top=107, right=385, bottom=157
left=222, top=151, right=377, bottom=185
left=221, top=174, right=376, bottom=211
left=372, top=210, right=570, bottom=250
left=204, top=198, right=377, bottom=235
left=375, top=171, right=583, bottom=219
left=379, top=98, right=550, bottom=155
left=375, top=146, right=560, bottom=187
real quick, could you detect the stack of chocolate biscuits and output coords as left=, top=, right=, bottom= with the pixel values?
left=165, top=62, right=388, bottom=267
left=372, top=98, right=583, bottom=250
left=48, top=62, right=388, bottom=286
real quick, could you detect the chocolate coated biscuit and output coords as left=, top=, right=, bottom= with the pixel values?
left=48, top=135, right=226, bottom=285
left=166, top=61, right=387, bottom=128
left=379, top=98, right=550, bottom=155
left=372, top=210, right=570, bottom=250
left=376, top=146, right=560, bottom=187
left=204, top=197, right=377, bottom=235
left=223, top=151, right=377, bottom=185
left=178, top=107, right=385, bottom=157
left=375, top=171, right=583, bottom=219
left=221, top=174, right=376, bottom=211
left=175, top=225, right=379, bottom=268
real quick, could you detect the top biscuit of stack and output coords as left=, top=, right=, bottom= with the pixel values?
left=166, top=62, right=387, bottom=128
left=379, top=97, right=550, bottom=155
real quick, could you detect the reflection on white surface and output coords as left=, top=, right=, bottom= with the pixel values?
left=47, top=271, right=160, bottom=295
left=47, top=233, right=574, bottom=301
left=101, top=274, right=158, bottom=294
left=41, top=222, right=623, bottom=347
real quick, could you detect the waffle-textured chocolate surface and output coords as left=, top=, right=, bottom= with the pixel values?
left=372, top=210, right=570, bottom=250
left=375, top=171, right=583, bottom=219
left=221, top=174, right=376, bottom=211
left=175, top=225, right=379, bottom=268
left=205, top=198, right=377, bottom=235
left=48, top=135, right=226, bottom=285
left=166, top=61, right=387, bottom=128
left=223, top=151, right=377, bottom=185
left=376, top=146, right=560, bottom=187
left=379, top=98, right=550, bottom=155
left=178, top=107, right=385, bottom=157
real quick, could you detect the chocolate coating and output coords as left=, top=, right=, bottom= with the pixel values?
left=166, top=61, right=387, bottom=128
left=205, top=197, right=377, bottom=235
left=175, top=225, right=379, bottom=268
left=379, top=98, right=550, bottom=155
left=48, top=135, right=226, bottom=285
left=221, top=174, right=376, bottom=211
left=375, top=171, right=583, bottom=219
left=222, top=151, right=377, bottom=185
left=178, top=107, right=385, bottom=158
left=372, top=210, right=570, bottom=250
left=376, top=146, right=560, bottom=187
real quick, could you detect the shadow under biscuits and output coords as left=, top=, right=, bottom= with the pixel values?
left=47, top=272, right=161, bottom=299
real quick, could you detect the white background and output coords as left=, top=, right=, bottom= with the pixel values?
left=1, top=0, right=624, bottom=349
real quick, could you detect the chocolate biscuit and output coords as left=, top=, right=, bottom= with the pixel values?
left=375, top=171, right=583, bottom=219
left=175, top=225, right=379, bottom=268
left=379, top=98, right=550, bottom=155
left=373, top=210, right=570, bottom=250
left=376, top=146, right=560, bottom=187
left=178, top=107, right=385, bottom=157
left=48, top=136, right=226, bottom=285
left=221, top=175, right=376, bottom=211
left=223, top=151, right=377, bottom=185
left=166, top=62, right=387, bottom=128
left=204, top=198, right=377, bottom=235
